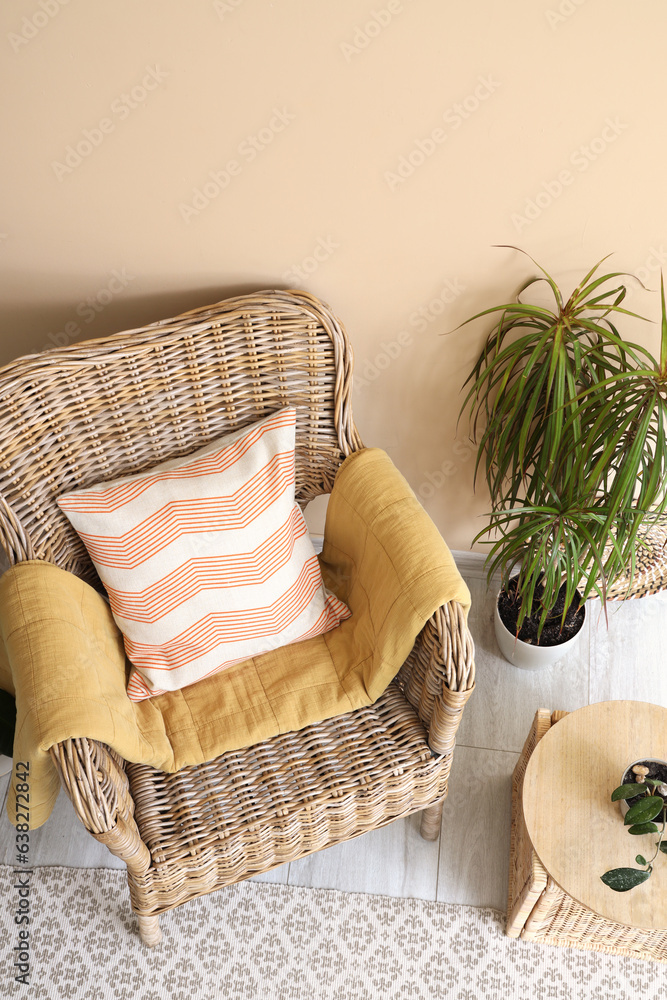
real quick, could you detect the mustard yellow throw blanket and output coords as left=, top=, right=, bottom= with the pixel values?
left=1, top=448, right=471, bottom=829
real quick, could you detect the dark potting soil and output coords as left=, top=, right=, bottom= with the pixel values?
left=621, top=761, right=667, bottom=811
left=497, top=575, right=585, bottom=647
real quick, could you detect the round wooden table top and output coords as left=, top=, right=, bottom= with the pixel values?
left=523, top=700, right=667, bottom=930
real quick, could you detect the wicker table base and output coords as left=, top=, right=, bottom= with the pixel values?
left=506, top=709, right=667, bottom=962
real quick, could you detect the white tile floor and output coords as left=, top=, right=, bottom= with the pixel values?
left=2, top=553, right=666, bottom=912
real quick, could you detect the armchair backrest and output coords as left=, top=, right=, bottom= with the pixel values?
left=0, top=290, right=362, bottom=585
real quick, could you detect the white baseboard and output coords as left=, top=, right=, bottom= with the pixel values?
left=451, top=549, right=487, bottom=579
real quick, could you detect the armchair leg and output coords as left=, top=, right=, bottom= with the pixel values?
left=137, top=914, right=162, bottom=947
left=420, top=799, right=444, bottom=841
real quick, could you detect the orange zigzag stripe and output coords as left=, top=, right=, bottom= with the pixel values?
left=125, top=593, right=350, bottom=700
left=77, top=451, right=294, bottom=568
left=124, top=557, right=325, bottom=670
left=107, top=506, right=307, bottom=622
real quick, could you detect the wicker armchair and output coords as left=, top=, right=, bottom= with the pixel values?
left=0, top=290, right=475, bottom=946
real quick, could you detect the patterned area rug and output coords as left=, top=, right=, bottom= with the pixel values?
left=1, top=866, right=665, bottom=999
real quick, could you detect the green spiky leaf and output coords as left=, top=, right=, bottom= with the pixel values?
left=660, top=271, right=667, bottom=376
left=458, top=248, right=667, bottom=638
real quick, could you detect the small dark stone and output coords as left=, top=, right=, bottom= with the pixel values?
left=622, top=761, right=667, bottom=812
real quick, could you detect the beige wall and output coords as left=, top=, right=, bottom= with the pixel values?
left=2, top=0, right=666, bottom=549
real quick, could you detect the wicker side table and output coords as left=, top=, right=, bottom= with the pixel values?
left=507, top=703, right=667, bottom=962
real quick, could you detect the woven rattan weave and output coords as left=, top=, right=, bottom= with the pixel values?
left=603, top=515, right=667, bottom=600
left=0, top=290, right=475, bottom=946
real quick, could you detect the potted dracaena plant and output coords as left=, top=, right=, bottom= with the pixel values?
left=459, top=247, right=667, bottom=669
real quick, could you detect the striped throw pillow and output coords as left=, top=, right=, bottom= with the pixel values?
left=56, top=408, right=350, bottom=701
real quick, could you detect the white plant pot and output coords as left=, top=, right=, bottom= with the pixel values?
left=494, top=590, right=586, bottom=670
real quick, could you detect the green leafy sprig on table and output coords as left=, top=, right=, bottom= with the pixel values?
left=601, top=777, right=667, bottom=891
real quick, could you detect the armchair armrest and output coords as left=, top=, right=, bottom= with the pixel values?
left=398, top=600, right=475, bottom=755
left=50, top=737, right=151, bottom=875
left=322, top=448, right=473, bottom=730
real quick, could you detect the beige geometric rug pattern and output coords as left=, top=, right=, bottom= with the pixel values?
left=1, top=866, right=665, bottom=999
